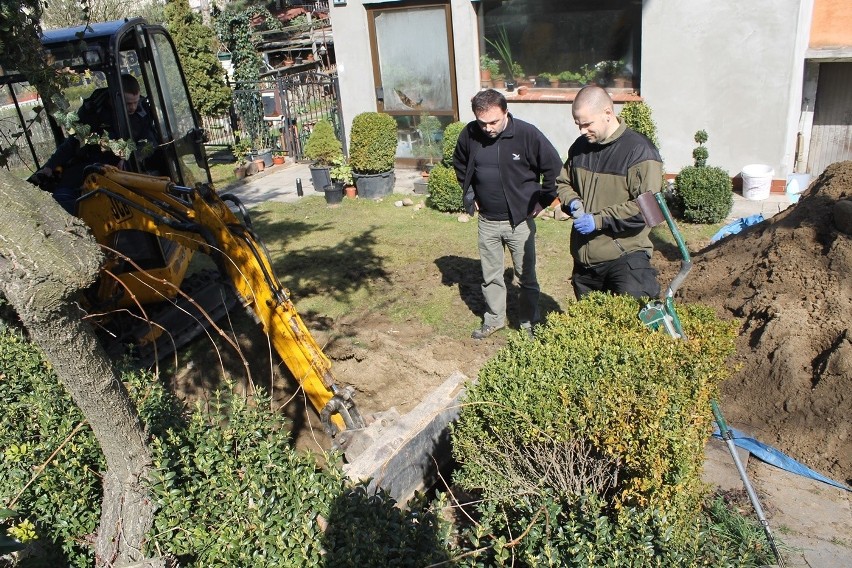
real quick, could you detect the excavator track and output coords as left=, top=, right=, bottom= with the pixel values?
left=95, top=268, right=237, bottom=367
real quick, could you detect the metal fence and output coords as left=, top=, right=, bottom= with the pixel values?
left=202, top=69, right=342, bottom=163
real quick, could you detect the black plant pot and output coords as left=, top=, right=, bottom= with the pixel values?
left=325, top=183, right=344, bottom=205
left=309, top=165, right=332, bottom=192
left=353, top=171, right=395, bottom=199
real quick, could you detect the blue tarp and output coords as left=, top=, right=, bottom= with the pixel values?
left=710, top=214, right=765, bottom=243
left=713, top=426, right=851, bottom=492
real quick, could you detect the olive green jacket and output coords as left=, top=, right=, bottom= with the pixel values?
left=557, top=119, right=663, bottom=266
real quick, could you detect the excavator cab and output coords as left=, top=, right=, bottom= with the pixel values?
left=1, top=17, right=210, bottom=189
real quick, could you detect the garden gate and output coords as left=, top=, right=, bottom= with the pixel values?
left=262, top=69, right=345, bottom=162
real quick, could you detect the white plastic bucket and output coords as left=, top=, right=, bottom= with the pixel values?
left=741, top=164, right=774, bottom=201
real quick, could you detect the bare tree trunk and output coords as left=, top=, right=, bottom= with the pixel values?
left=0, top=173, right=156, bottom=567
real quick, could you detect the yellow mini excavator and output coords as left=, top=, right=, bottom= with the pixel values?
left=4, top=20, right=464, bottom=501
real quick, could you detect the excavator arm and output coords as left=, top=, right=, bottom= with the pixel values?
left=77, top=165, right=365, bottom=435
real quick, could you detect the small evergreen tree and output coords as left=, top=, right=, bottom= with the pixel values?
left=304, top=120, right=343, bottom=166
left=675, top=130, right=733, bottom=223
left=165, top=0, right=232, bottom=118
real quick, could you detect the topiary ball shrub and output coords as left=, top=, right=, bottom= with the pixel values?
left=675, top=165, right=733, bottom=224
left=451, top=293, right=738, bottom=562
left=441, top=121, right=465, bottom=166
left=303, top=119, right=342, bottom=166
left=348, top=112, right=397, bottom=174
left=425, top=164, right=463, bottom=213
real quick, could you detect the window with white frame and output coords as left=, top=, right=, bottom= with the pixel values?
left=479, top=0, right=641, bottom=90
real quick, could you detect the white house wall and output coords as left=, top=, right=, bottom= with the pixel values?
left=329, top=0, right=479, bottom=146
left=642, top=0, right=808, bottom=178
left=331, top=1, right=810, bottom=179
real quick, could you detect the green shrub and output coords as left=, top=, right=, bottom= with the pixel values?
left=426, top=164, right=463, bottom=213
left=303, top=119, right=343, bottom=166
left=452, top=293, right=738, bottom=556
left=441, top=121, right=465, bottom=166
left=348, top=112, right=397, bottom=174
left=675, top=165, right=733, bottom=224
left=0, top=329, right=104, bottom=567
left=0, top=330, right=449, bottom=567
left=619, top=101, right=660, bottom=149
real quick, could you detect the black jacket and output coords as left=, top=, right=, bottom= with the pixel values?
left=453, top=114, right=561, bottom=226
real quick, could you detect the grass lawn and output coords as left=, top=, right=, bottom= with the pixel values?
left=243, top=194, right=725, bottom=340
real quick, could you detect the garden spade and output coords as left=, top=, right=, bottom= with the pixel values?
left=636, top=191, right=785, bottom=567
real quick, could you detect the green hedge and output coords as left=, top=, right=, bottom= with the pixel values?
left=441, top=121, right=465, bottom=166
left=349, top=112, right=397, bottom=174
left=0, top=328, right=104, bottom=567
left=452, top=293, right=738, bottom=557
left=675, top=165, right=733, bottom=224
left=0, top=328, right=449, bottom=567
left=426, top=164, right=464, bottom=213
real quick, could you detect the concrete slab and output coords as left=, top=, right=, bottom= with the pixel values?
left=727, top=190, right=796, bottom=222
left=342, top=371, right=468, bottom=504
left=748, top=460, right=852, bottom=567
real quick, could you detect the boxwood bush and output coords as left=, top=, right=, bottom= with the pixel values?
left=0, top=329, right=450, bottom=567
left=675, top=165, right=733, bottom=224
left=618, top=101, right=659, bottom=149
left=426, top=164, right=464, bottom=213
left=451, top=293, right=740, bottom=561
left=348, top=112, right=397, bottom=174
left=303, top=119, right=342, bottom=166
left=441, top=121, right=465, bottom=166
left=674, top=130, right=733, bottom=224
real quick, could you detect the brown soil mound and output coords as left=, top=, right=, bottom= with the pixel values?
left=680, top=161, right=852, bottom=484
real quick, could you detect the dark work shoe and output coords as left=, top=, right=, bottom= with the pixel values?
left=471, top=323, right=505, bottom=340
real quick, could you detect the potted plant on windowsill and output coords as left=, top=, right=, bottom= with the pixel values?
left=558, top=70, right=584, bottom=88
left=349, top=111, right=397, bottom=199
left=479, top=54, right=500, bottom=87
left=304, top=119, right=343, bottom=192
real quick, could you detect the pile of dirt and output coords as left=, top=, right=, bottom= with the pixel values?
left=678, top=161, right=852, bottom=484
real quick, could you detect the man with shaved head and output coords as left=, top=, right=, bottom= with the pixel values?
left=557, top=85, right=663, bottom=300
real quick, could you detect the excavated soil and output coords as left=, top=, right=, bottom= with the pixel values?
left=676, top=161, right=852, bottom=484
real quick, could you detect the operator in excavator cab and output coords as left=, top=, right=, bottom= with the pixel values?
left=28, top=73, right=158, bottom=214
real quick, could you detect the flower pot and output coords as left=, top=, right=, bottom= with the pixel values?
left=255, top=149, right=273, bottom=168
left=245, top=161, right=260, bottom=176
left=325, top=182, right=344, bottom=205
left=353, top=170, right=395, bottom=199
left=309, top=165, right=332, bottom=192
left=345, top=185, right=357, bottom=199
left=252, top=158, right=265, bottom=172
left=234, top=165, right=247, bottom=180
left=516, top=85, right=529, bottom=96
left=272, top=156, right=285, bottom=166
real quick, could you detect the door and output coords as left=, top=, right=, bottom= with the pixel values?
left=367, top=4, right=458, bottom=165
left=142, top=26, right=211, bottom=188
left=807, top=62, right=852, bottom=176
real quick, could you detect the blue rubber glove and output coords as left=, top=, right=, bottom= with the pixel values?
left=567, top=199, right=584, bottom=216
left=573, top=213, right=595, bottom=235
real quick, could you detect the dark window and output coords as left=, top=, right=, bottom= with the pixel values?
left=480, top=0, right=641, bottom=90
